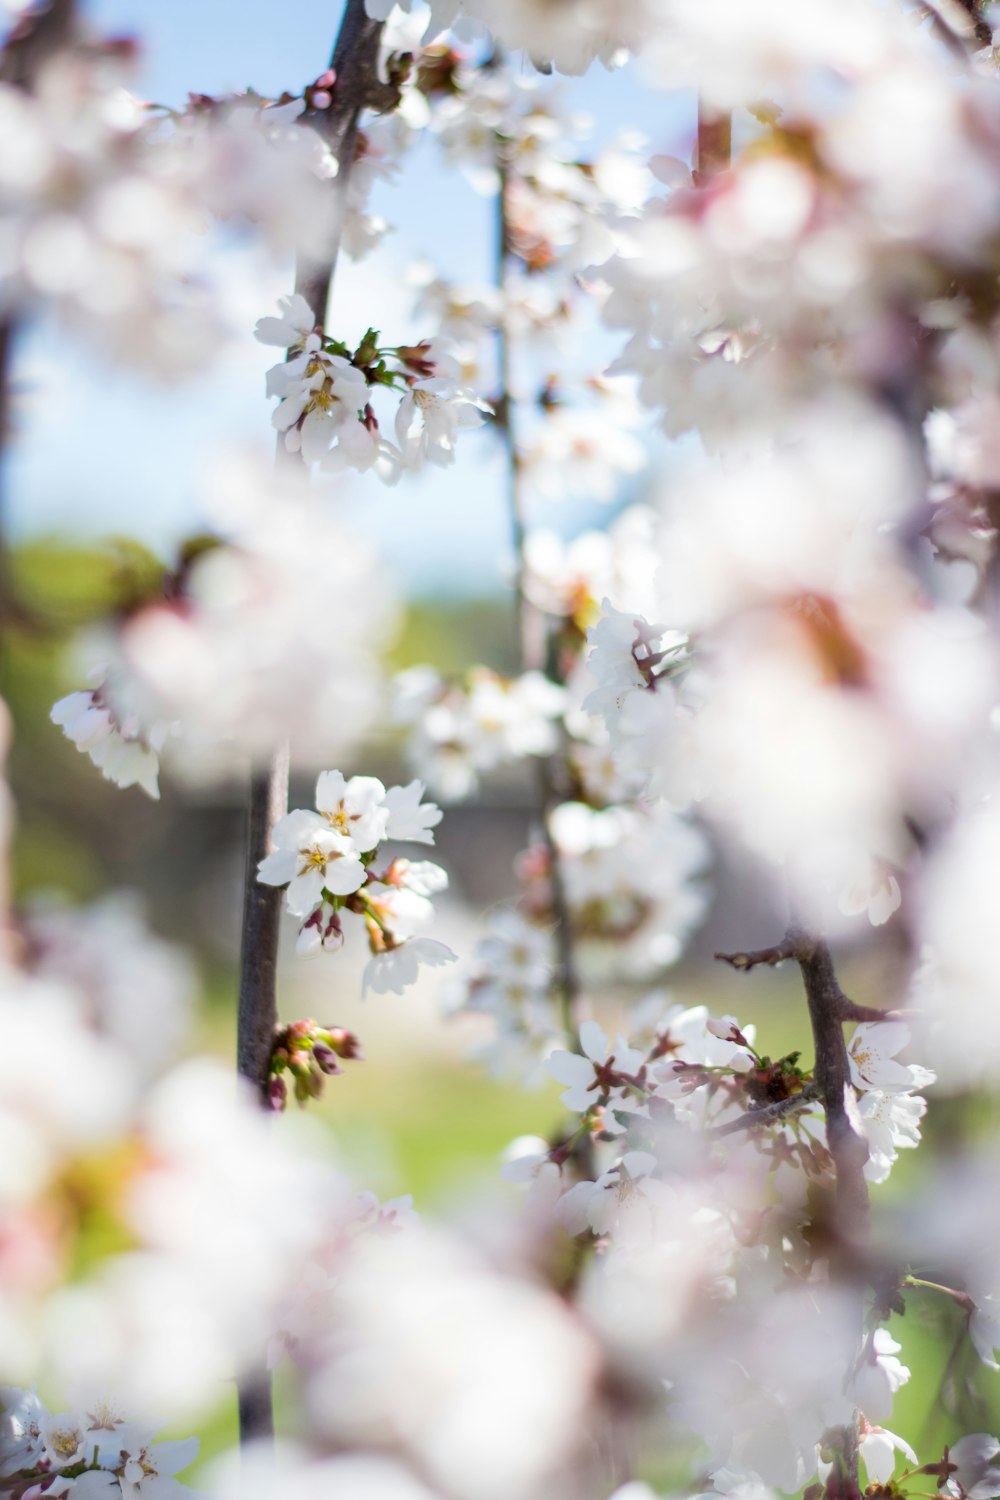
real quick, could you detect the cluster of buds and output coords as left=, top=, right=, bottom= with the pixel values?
left=267, top=1018, right=364, bottom=1111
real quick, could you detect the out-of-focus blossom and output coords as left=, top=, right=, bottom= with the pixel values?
left=50, top=684, right=167, bottom=800
left=305, top=1224, right=599, bottom=1500
left=62, top=454, right=397, bottom=783
left=393, top=665, right=566, bottom=800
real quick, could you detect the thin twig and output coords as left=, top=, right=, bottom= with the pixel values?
left=706, top=1083, right=821, bottom=1139
left=235, top=0, right=390, bottom=1448
left=492, top=113, right=582, bottom=1045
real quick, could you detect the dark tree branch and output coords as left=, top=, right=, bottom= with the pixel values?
left=717, top=925, right=871, bottom=1493
left=715, top=939, right=797, bottom=972
left=236, top=745, right=291, bottom=1099
left=788, top=929, right=871, bottom=1236
left=707, top=1083, right=821, bottom=1139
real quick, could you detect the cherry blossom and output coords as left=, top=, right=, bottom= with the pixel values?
left=547, top=1019, right=648, bottom=1131
left=394, top=374, right=489, bottom=468
left=362, top=936, right=457, bottom=996
left=316, top=772, right=390, bottom=854
left=51, top=685, right=166, bottom=800
left=382, top=780, right=443, bottom=844
left=258, top=809, right=369, bottom=916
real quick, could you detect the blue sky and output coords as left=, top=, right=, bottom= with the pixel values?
left=9, top=0, right=694, bottom=595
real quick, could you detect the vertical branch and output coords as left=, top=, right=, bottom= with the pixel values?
left=235, top=0, right=389, bottom=1448
left=789, top=930, right=870, bottom=1242
left=717, top=928, right=870, bottom=1497
left=492, top=112, right=582, bottom=1045
left=236, top=0, right=389, bottom=1097
left=236, top=746, right=291, bottom=1098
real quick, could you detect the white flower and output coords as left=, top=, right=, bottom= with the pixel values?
left=363, top=882, right=437, bottom=945
left=362, top=937, right=457, bottom=996
left=944, top=1433, right=1000, bottom=1499
left=321, top=407, right=402, bottom=482
left=382, top=780, right=443, bottom=844
left=81, top=1425, right=199, bottom=1499
left=315, top=770, right=389, bottom=854
left=1, top=1388, right=47, bottom=1476
left=40, top=1410, right=90, bottom=1469
left=257, top=808, right=367, bottom=916
left=270, top=351, right=370, bottom=463
left=850, top=1328, right=910, bottom=1423
left=391, top=859, right=449, bottom=897
left=848, top=1023, right=936, bottom=1093
left=51, top=687, right=163, bottom=799
left=395, top=377, right=489, bottom=468
left=253, top=292, right=317, bottom=351
left=558, top=1151, right=671, bottom=1246
left=836, top=855, right=902, bottom=927
left=546, top=1018, right=648, bottom=1132
left=859, top=1424, right=918, bottom=1486
left=855, top=1089, right=928, bottom=1184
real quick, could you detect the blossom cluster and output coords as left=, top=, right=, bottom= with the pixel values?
left=0, top=43, right=362, bottom=372
left=392, top=665, right=566, bottom=800
left=257, top=770, right=455, bottom=995
left=0, top=1389, right=198, bottom=1500
left=256, top=294, right=489, bottom=477
left=15, top=0, right=1000, bottom=1496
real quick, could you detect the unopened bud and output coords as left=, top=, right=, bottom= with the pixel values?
left=313, top=1044, right=343, bottom=1076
